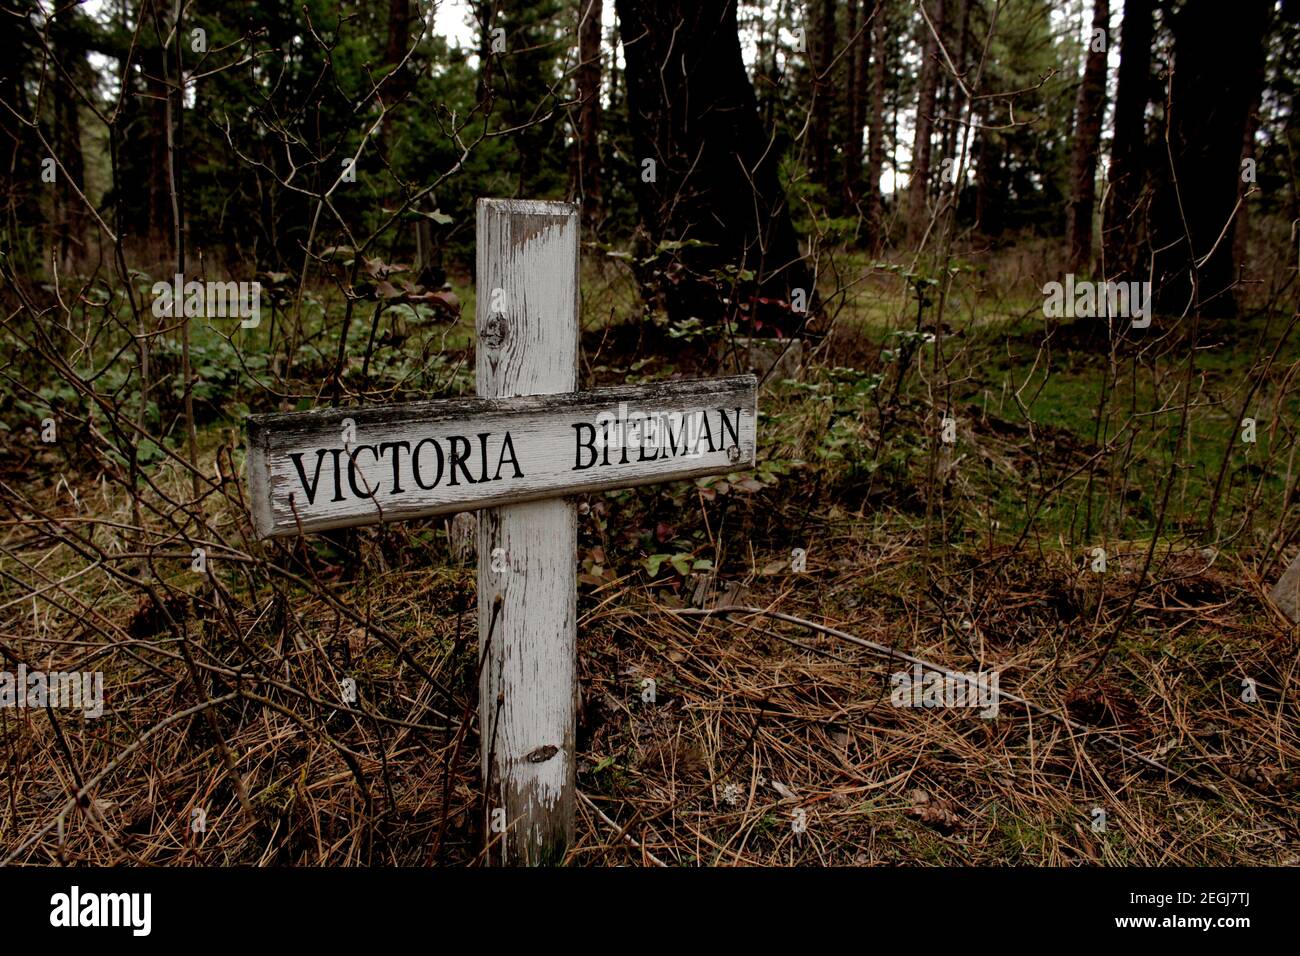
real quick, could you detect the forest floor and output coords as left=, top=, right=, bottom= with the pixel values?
left=1, top=256, right=1298, bottom=865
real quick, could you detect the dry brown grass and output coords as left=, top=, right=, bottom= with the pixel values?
left=2, top=477, right=1295, bottom=866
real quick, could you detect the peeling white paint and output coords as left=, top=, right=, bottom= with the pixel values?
left=477, top=198, right=580, bottom=866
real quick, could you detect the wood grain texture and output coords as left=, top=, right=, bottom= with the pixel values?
left=1270, top=551, right=1300, bottom=623
left=476, top=198, right=579, bottom=865
left=244, top=376, right=756, bottom=538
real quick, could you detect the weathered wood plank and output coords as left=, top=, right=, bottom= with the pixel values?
left=244, top=375, right=757, bottom=539
left=476, top=198, right=577, bottom=867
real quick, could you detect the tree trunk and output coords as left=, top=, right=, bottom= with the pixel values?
left=1232, top=48, right=1267, bottom=279
left=384, top=0, right=412, bottom=102
left=843, top=0, right=864, bottom=210
left=865, top=0, right=888, bottom=247
left=52, top=1, right=87, bottom=271
left=939, top=0, right=969, bottom=192
left=1066, top=0, right=1110, bottom=275
left=907, top=0, right=945, bottom=245
left=1101, top=0, right=1153, bottom=280
left=1151, top=0, right=1270, bottom=318
left=975, top=128, right=1004, bottom=236
left=812, top=0, right=839, bottom=212
left=576, top=0, right=603, bottom=231
left=146, top=44, right=172, bottom=252
left=475, top=1, right=495, bottom=105
left=0, top=1, right=42, bottom=269
left=614, top=0, right=816, bottom=336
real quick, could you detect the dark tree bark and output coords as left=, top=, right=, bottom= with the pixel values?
left=1066, top=0, right=1110, bottom=275
left=475, top=1, right=496, bottom=105
left=842, top=0, right=864, bottom=209
left=146, top=46, right=171, bottom=250
left=975, top=128, right=1004, bottom=236
left=1232, top=46, right=1267, bottom=279
left=0, top=0, right=42, bottom=268
left=379, top=0, right=410, bottom=180
left=51, top=1, right=88, bottom=270
left=812, top=0, right=839, bottom=211
left=1151, top=0, right=1270, bottom=318
left=907, top=0, right=945, bottom=244
left=383, top=0, right=412, bottom=102
left=614, top=0, right=816, bottom=335
left=1101, top=0, right=1153, bottom=280
left=937, top=0, right=968, bottom=193
left=576, top=0, right=603, bottom=231
left=864, top=0, right=888, bottom=247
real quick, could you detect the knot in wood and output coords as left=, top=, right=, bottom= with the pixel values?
left=480, top=312, right=509, bottom=350
left=526, top=744, right=559, bottom=763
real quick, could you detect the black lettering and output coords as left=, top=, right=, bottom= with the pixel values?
left=572, top=423, right=597, bottom=471
left=412, top=438, right=444, bottom=489
left=621, top=416, right=637, bottom=465
left=662, top=414, right=686, bottom=458
left=448, top=436, right=475, bottom=485
left=348, top=445, right=378, bottom=498
left=494, top=431, right=524, bottom=479
left=330, top=449, right=345, bottom=501
left=698, top=413, right=715, bottom=453
left=477, top=432, right=490, bottom=482
left=379, top=441, right=411, bottom=494
left=638, top=415, right=658, bottom=462
left=288, top=450, right=329, bottom=506
left=718, top=407, right=740, bottom=450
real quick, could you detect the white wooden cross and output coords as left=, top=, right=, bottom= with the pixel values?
left=246, top=199, right=758, bottom=864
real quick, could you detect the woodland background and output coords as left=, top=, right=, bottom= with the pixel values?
left=0, top=0, right=1298, bottom=866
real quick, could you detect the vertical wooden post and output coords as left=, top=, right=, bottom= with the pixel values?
left=476, top=199, right=579, bottom=865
